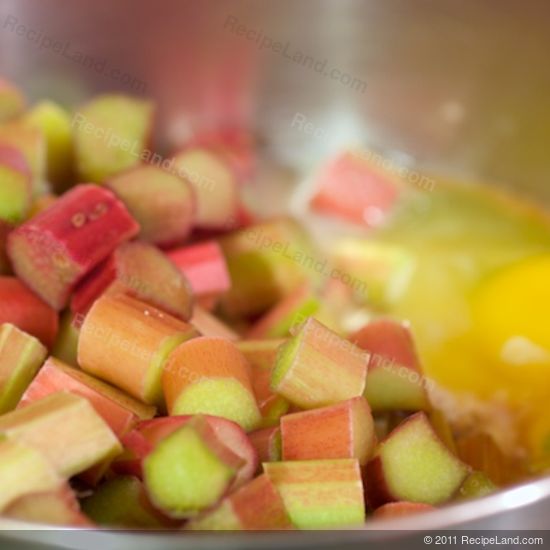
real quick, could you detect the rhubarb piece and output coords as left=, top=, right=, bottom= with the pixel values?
left=263, top=459, right=365, bottom=529
left=457, top=471, right=497, bottom=500
left=455, top=432, right=521, bottom=485
left=19, top=357, right=156, bottom=437
left=0, top=323, right=47, bottom=414
left=0, top=221, right=10, bottom=274
left=281, top=397, right=375, bottom=465
left=107, top=165, right=195, bottom=246
left=163, top=337, right=261, bottom=431
left=81, top=476, right=175, bottom=528
left=352, top=319, right=430, bottom=411
left=247, top=284, right=320, bottom=339
left=0, top=277, right=59, bottom=348
left=7, top=184, right=140, bottom=310
left=3, top=485, right=93, bottom=526
left=167, top=240, right=231, bottom=300
left=121, top=415, right=257, bottom=490
left=373, top=502, right=435, bottom=520
left=191, top=306, right=239, bottom=341
left=219, top=218, right=317, bottom=317
left=310, top=150, right=400, bottom=227
left=24, top=100, right=73, bottom=190
left=72, top=241, right=193, bottom=320
left=0, top=121, right=46, bottom=194
left=0, top=144, right=32, bottom=223
left=187, top=474, right=293, bottom=531
left=272, top=317, right=368, bottom=409
left=249, top=426, right=281, bottom=463
left=73, top=94, right=154, bottom=182
left=0, top=437, right=62, bottom=512
left=0, top=391, right=122, bottom=477
left=0, top=78, right=26, bottom=122
left=78, top=294, right=198, bottom=406
left=52, top=310, right=80, bottom=366
left=238, top=339, right=289, bottom=426
left=171, top=148, right=238, bottom=228
left=143, top=415, right=243, bottom=518
left=187, top=128, right=256, bottom=183
left=366, top=412, right=469, bottom=507
left=332, top=238, right=416, bottom=306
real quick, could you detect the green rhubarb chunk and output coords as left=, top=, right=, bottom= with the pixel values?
left=458, top=471, right=497, bottom=500
left=81, top=476, right=168, bottom=528
left=73, top=94, right=154, bottom=182
left=172, top=378, right=261, bottom=432
left=0, top=323, right=47, bottom=414
left=143, top=424, right=236, bottom=518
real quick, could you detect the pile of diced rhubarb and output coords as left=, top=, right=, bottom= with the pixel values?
left=0, top=80, right=505, bottom=530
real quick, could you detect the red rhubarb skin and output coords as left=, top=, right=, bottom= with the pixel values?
left=18, top=358, right=137, bottom=436
left=0, top=276, right=58, bottom=348
left=0, top=144, right=32, bottom=178
left=351, top=318, right=420, bottom=372
left=167, top=240, right=231, bottom=297
left=8, top=184, right=139, bottom=309
left=365, top=455, right=397, bottom=509
left=311, top=152, right=399, bottom=227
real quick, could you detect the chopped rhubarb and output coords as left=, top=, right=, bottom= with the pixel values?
left=24, top=100, right=73, bottom=191
left=78, top=294, right=198, bottom=406
left=121, top=414, right=257, bottom=490
left=107, top=164, right=195, bottom=246
left=0, top=437, right=62, bottom=512
left=73, top=94, right=154, bottom=182
left=0, top=276, right=59, bottom=348
left=219, top=218, right=316, bottom=317
left=186, top=127, right=256, bottom=183
left=237, top=339, right=289, bottom=426
left=0, top=391, right=122, bottom=477
left=310, top=150, right=401, bottom=227
left=190, top=305, right=240, bottom=341
left=351, top=319, right=430, bottom=411
left=281, top=397, right=375, bottom=465
left=19, top=357, right=156, bottom=437
left=167, top=240, right=231, bottom=299
left=171, top=148, right=238, bottom=229
left=72, top=241, right=194, bottom=320
left=263, top=459, right=365, bottom=529
left=7, top=184, right=140, bottom=310
left=163, top=337, right=261, bottom=431
left=247, top=283, right=320, bottom=339
left=0, top=120, right=46, bottom=194
left=272, top=317, right=368, bottom=409
left=458, top=471, right=497, bottom=500
left=0, top=78, right=26, bottom=123
left=187, top=474, right=293, bottom=530
left=3, top=485, right=93, bottom=527
left=366, top=412, right=469, bottom=508
left=81, top=475, right=176, bottom=528
left=0, top=323, right=47, bottom=414
left=249, top=426, right=282, bottom=463
left=0, top=144, right=32, bottom=223
left=143, top=415, right=243, bottom=518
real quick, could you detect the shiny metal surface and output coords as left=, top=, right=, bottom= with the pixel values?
left=1, top=0, right=550, bottom=545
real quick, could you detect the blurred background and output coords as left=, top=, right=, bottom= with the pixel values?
left=1, top=0, right=550, bottom=198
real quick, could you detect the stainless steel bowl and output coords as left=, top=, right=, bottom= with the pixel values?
left=1, top=0, right=550, bottom=545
